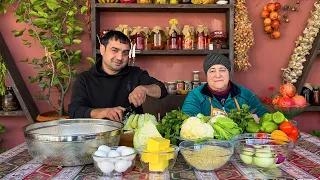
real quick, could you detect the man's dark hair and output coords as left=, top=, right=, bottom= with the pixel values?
left=100, top=30, right=131, bottom=49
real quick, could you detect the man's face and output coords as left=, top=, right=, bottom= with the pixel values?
left=206, top=64, right=230, bottom=91
left=100, top=39, right=130, bottom=75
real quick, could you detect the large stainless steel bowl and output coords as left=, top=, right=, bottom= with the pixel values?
left=23, top=119, right=123, bottom=166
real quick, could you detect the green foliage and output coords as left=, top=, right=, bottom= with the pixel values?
left=310, top=130, right=320, bottom=138
left=0, top=0, right=14, bottom=13
left=157, top=110, right=189, bottom=145
left=228, top=104, right=255, bottom=131
left=12, top=0, right=92, bottom=116
left=0, top=55, right=7, bottom=96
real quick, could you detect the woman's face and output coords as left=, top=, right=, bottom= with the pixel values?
left=206, top=64, right=230, bottom=91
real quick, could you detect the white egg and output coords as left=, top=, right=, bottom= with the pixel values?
left=98, top=161, right=114, bottom=174
left=98, top=145, right=111, bottom=154
left=114, top=160, right=129, bottom=172
left=121, top=148, right=135, bottom=160
left=116, top=146, right=127, bottom=154
left=108, top=150, right=120, bottom=158
left=94, top=150, right=108, bottom=157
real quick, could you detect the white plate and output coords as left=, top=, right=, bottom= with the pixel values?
left=216, top=1, right=228, bottom=4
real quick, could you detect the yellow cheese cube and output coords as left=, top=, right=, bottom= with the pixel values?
left=160, top=147, right=175, bottom=160
left=149, top=160, right=169, bottom=172
left=147, top=137, right=170, bottom=151
left=141, top=152, right=167, bottom=163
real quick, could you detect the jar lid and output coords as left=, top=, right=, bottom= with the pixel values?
left=177, top=80, right=184, bottom=83
left=193, top=71, right=199, bottom=73
left=192, top=82, right=200, bottom=84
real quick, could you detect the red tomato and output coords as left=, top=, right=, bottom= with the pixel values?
left=288, top=134, right=297, bottom=143
left=291, top=127, right=299, bottom=137
left=280, top=122, right=294, bottom=135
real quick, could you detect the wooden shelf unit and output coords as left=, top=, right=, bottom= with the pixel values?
left=91, top=1, right=235, bottom=73
left=0, top=32, right=39, bottom=122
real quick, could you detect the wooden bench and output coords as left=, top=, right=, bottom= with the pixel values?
left=142, top=94, right=187, bottom=118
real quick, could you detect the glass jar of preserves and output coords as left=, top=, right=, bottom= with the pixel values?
left=204, top=26, right=210, bottom=50
left=143, top=27, right=150, bottom=50
left=193, top=71, right=200, bottom=82
left=168, top=19, right=181, bottom=50
left=196, top=25, right=206, bottom=50
left=131, top=26, right=145, bottom=50
left=184, top=81, right=192, bottom=91
left=137, top=0, right=152, bottom=3
left=154, top=0, right=168, bottom=4
left=179, top=0, right=191, bottom=4
left=312, top=86, right=320, bottom=106
left=2, top=86, right=19, bottom=111
left=192, top=82, right=200, bottom=89
left=182, top=25, right=193, bottom=50
left=176, top=80, right=185, bottom=94
left=150, top=26, right=166, bottom=50
left=166, top=82, right=177, bottom=95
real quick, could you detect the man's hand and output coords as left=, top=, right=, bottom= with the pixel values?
left=129, top=86, right=147, bottom=107
left=91, top=106, right=125, bottom=121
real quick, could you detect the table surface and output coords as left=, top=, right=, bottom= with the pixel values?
left=0, top=132, right=320, bottom=180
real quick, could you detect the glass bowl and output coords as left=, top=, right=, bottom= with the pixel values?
left=92, top=146, right=137, bottom=178
left=232, top=133, right=295, bottom=169
left=137, top=145, right=179, bottom=173
left=179, top=140, right=233, bottom=171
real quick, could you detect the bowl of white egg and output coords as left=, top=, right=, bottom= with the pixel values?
left=92, top=145, right=137, bottom=178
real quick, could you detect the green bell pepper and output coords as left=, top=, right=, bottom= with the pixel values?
left=260, top=121, right=278, bottom=133
left=246, top=121, right=261, bottom=133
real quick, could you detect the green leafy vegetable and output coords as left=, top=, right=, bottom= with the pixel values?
left=310, top=130, right=320, bottom=138
left=227, top=104, right=255, bottom=131
left=157, top=110, right=189, bottom=145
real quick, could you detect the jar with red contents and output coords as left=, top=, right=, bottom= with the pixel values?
left=196, top=25, right=206, bottom=50
left=131, top=26, right=145, bottom=50
left=182, top=25, right=193, bottom=50
left=211, top=31, right=227, bottom=49
left=168, top=22, right=181, bottom=50
left=150, top=26, right=166, bottom=50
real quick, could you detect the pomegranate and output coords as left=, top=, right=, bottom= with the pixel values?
left=264, top=26, right=273, bottom=33
left=267, top=3, right=276, bottom=12
left=280, top=83, right=296, bottom=97
left=269, top=11, right=279, bottom=20
left=274, top=2, right=281, bottom=11
left=292, top=95, right=307, bottom=107
left=270, top=30, right=281, bottom=39
left=264, top=18, right=272, bottom=26
left=272, top=95, right=282, bottom=105
left=271, top=20, right=281, bottom=29
left=261, top=10, right=270, bottom=18
left=278, top=96, right=295, bottom=108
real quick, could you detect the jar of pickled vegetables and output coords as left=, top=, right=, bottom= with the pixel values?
left=131, top=26, right=145, bottom=50
left=143, top=27, right=150, bottom=50
left=137, top=0, right=152, bottom=3
left=204, top=26, right=210, bottom=50
left=150, top=26, right=166, bottom=50
left=168, top=19, right=181, bottom=50
left=196, top=25, right=206, bottom=50
left=182, top=25, right=193, bottom=50
left=154, top=0, right=168, bottom=4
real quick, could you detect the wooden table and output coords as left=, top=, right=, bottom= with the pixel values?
left=0, top=132, right=319, bottom=180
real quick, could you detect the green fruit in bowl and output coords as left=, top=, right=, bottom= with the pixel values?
left=253, top=157, right=275, bottom=168
left=242, top=147, right=254, bottom=156
left=240, top=154, right=253, bottom=164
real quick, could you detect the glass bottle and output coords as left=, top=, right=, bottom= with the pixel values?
left=190, top=27, right=195, bottom=50
left=196, top=25, right=206, bottom=50
left=300, top=83, right=313, bottom=104
left=169, top=30, right=179, bottom=50
left=193, top=71, right=200, bottom=82
left=150, top=26, right=166, bottom=50
left=312, top=86, right=320, bottom=106
left=204, top=26, right=210, bottom=50
left=2, top=86, right=19, bottom=111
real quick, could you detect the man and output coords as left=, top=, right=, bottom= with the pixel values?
left=182, top=53, right=268, bottom=118
left=68, top=30, right=168, bottom=121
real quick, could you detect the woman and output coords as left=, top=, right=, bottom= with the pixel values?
left=182, top=53, right=268, bottom=117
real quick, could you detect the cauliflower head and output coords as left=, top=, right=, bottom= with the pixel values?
left=180, top=117, right=214, bottom=140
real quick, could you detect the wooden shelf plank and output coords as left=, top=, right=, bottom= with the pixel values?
left=305, top=106, right=320, bottom=112
left=97, top=49, right=230, bottom=55
left=95, top=3, right=231, bottom=13
left=0, top=110, right=25, bottom=116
